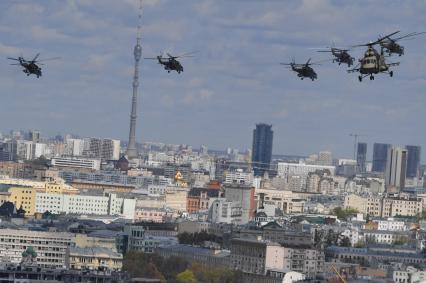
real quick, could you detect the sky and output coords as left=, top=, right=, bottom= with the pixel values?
left=0, top=0, right=425, bottom=160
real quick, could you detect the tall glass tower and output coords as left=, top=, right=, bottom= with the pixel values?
left=372, top=143, right=391, bottom=173
left=252, top=123, right=273, bottom=176
left=356, top=142, right=367, bottom=173
left=405, top=145, right=421, bottom=178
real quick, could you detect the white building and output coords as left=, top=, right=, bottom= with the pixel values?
left=51, top=157, right=101, bottom=170
left=0, top=229, right=74, bottom=269
left=277, top=162, right=335, bottom=189
left=101, top=139, right=120, bottom=160
left=224, top=169, right=253, bottom=185
left=16, top=140, right=35, bottom=160
left=65, top=138, right=85, bottom=156
left=385, top=146, right=408, bottom=191
left=35, top=192, right=136, bottom=219
left=376, top=218, right=407, bottom=231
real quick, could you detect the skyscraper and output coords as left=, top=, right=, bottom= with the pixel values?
left=356, top=142, right=367, bottom=173
left=405, top=145, right=421, bottom=178
left=372, top=143, right=391, bottom=173
left=385, top=146, right=407, bottom=191
left=252, top=123, right=273, bottom=176
left=126, top=2, right=142, bottom=159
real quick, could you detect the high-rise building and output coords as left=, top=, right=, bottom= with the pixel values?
left=318, top=151, right=333, bottom=166
left=372, top=143, right=391, bottom=173
left=252, top=123, right=273, bottom=176
left=126, top=3, right=142, bottom=159
left=102, top=139, right=120, bottom=160
left=405, top=145, right=421, bottom=178
left=356, top=142, right=367, bottom=173
left=385, top=146, right=407, bottom=191
left=28, top=130, right=41, bottom=143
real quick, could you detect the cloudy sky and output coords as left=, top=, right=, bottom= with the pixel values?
left=0, top=0, right=425, bottom=160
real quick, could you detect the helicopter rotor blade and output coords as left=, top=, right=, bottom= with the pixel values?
left=9, top=63, right=21, bottom=65
left=144, top=57, right=159, bottom=60
left=31, top=53, right=40, bottom=62
left=393, top=31, right=426, bottom=41
left=36, top=57, right=61, bottom=62
left=7, top=57, right=20, bottom=61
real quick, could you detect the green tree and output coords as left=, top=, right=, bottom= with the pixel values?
left=176, top=269, right=196, bottom=283
left=339, top=236, right=351, bottom=247
left=332, top=207, right=359, bottom=220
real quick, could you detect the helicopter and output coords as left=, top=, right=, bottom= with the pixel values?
left=348, top=32, right=400, bottom=82
left=377, top=31, right=426, bottom=56
left=7, top=53, right=60, bottom=78
left=316, top=47, right=354, bottom=67
left=144, top=52, right=196, bottom=74
left=280, top=58, right=322, bottom=81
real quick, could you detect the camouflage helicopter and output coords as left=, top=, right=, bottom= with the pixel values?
left=144, top=52, right=196, bottom=74
left=377, top=31, right=426, bottom=56
left=280, top=58, right=323, bottom=81
left=7, top=53, right=60, bottom=78
left=316, top=46, right=355, bottom=67
left=348, top=32, right=400, bottom=82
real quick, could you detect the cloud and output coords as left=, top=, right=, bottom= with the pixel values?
left=0, top=0, right=425, bottom=159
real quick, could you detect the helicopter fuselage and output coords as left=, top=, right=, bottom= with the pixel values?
left=293, top=65, right=317, bottom=80
left=20, top=61, right=42, bottom=77
left=158, top=57, right=184, bottom=73
left=380, top=40, right=404, bottom=56
left=331, top=49, right=354, bottom=66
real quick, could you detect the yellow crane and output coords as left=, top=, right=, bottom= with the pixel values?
left=331, top=265, right=347, bottom=283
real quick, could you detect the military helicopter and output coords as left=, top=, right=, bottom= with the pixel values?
left=280, top=58, right=323, bottom=81
left=348, top=32, right=400, bottom=82
left=7, top=53, right=60, bottom=78
left=316, top=47, right=354, bottom=67
left=144, top=52, right=196, bottom=74
left=377, top=31, right=426, bottom=56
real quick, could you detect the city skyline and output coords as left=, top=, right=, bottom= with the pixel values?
left=0, top=1, right=425, bottom=159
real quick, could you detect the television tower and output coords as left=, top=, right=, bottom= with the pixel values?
left=126, top=0, right=142, bottom=159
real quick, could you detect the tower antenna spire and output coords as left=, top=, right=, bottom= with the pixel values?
left=137, top=0, right=142, bottom=43
left=126, top=0, right=143, bottom=159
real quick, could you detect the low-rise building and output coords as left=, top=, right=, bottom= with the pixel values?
left=231, top=238, right=284, bottom=275
left=35, top=192, right=136, bottom=219
left=0, top=229, right=74, bottom=269
left=66, top=247, right=122, bottom=271
left=344, top=194, right=422, bottom=217
left=157, top=245, right=230, bottom=268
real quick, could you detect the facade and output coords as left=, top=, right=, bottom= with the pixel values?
left=65, top=138, right=85, bottom=156
left=318, top=151, right=333, bottom=166
left=224, top=169, right=254, bottom=185
left=372, top=143, right=391, bottom=173
left=224, top=184, right=255, bottom=224
left=252, top=123, right=273, bottom=176
left=35, top=192, right=136, bottom=219
left=344, top=194, right=422, bottom=217
left=8, top=186, right=37, bottom=215
left=385, top=146, right=407, bottom=191
left=51, top=157, right=101, bottom=171
left=231, top=238, right=284, bottom=275
left=157, top=245, right=230, bottom=268
left=0, top=229, right=74, bottom=269
left=66, top=247, right=123, bottom=271
left=164, top=188, right=188, bottom=212
left=282, top=247, right=324, bottom=279
left=101, top=139, right=120, bottom=160
left=405, top=145, right=421, bottom=178
left=277, top=162, right=335, bottom=189
left=356, top=142, right=367, bottom=173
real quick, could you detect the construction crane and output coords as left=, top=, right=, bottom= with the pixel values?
left=349, top=133, right=365, bottom=160
left=331, top=265, right=347, bottom=283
